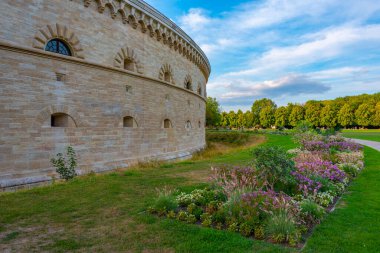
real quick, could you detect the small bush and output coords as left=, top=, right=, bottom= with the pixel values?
left=206, top=131, right=250, bottom=145
left=51, top=146, right=77, bottom=181
left=300, top=199, right=325, bottom=224
left=239, top=222, right=253, bottom=236
left=177, top=211, right=188, bottom=221
left=265, top=211, right=297, bottom=243
left=153, top=188, right=178, bottom=212
left=187, top=214, right=197, bottom=224
left=252, top=146, right=295, bottom=189
left=254, top=226, right=265, bottom=239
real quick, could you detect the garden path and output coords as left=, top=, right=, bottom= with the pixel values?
left=348, top=138, right=380, bottom=152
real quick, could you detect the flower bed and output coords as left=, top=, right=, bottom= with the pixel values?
left=148, top=133, right=364, bottom=247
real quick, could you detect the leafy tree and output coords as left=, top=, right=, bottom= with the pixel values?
left=338, top=103, right=355, bottom=128
left=259, top=106, right=275, bottom=128
left=206, top=97, right=221, bottom=127
left=51, top=146, right=77, bottom=181
left=320, top=103, right=340, bottom=128
left=374, top=102, right=380, bottom=127
left=251, top=98, right=277, bottom=127
left=244, top=110, right=254, bottom=128
left=355, top=103, right=375, bottom=127
left=236, top=109, right=245, bottom=129
left=289, top=105, right=305, bottom=127
left=304, top=101, right=323, bottom=127
left=228, top=110, right=237, bottom=128
left=275, top=106, right=288, bottom=128
left=220, top=111, right=229, bottom=128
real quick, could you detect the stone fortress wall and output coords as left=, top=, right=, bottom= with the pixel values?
left=0, top=0, right=211, bottom=189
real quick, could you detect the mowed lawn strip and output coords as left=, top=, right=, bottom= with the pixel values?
left=0, top=134, right=294, bottom=253
left=342, top=129, right=380, bottom=142
left=303, top=146, right=380, bottom=253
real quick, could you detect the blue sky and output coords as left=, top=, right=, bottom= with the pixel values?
left=144, top=0, right=380, bottom=112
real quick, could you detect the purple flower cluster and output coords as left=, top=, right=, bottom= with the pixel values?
left=302, top=140, right=363, bottom=152
left=296, top=161, right=346, bottom=182
left=291, top=170, right=322, bottom=196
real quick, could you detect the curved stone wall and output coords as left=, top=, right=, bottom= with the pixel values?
left=0, top=0, right=210, bottom=189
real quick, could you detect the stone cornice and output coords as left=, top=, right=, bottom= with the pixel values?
left=79, top=0, right=211, bottom=80
left=0, top=40, right=207, bottom=102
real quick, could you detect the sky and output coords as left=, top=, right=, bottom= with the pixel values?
left=144, top=0, right=380, bottom=112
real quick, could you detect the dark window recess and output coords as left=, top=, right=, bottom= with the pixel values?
left=56, top=73, right=66, bottom=82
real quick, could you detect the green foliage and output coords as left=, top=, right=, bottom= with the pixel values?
left=304, top=101, right=323, bottom=127
left=254, top=226, right=265, bottom=239
left=320, top=103, right=339, bottom=128
left=300, top=199, right=325, bottom=222
left=206, top=97, right=221, bottom=127
left=177, top=211, right=188, bottom=221
left=252, top=146, right=295, bottom=189
left=338, top=103, right=355, bottom=127
left=252, top=98, right=277, bottom=127
left=275, top=106, right=288, bottom=127
left=288, top=104, right=305, bottom=127
left=50, top=146, right=77, bottom=181
left=186, top=214, right=197, bottom=224
left=355, top=103, right=375, bottom=127
left=206, top=131, right=250, bottom=144
left=153, top=188, right=178, bottom=212
left=239, top=222, right=253, bottom=236
left=265, top=211, right=297, bottom=243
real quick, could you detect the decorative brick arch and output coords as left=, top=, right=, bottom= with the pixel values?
left=158, top=64, right=175, bottom=84
left=114, top=47, right=144, bottom=74
left=159, top=115, right=175, bottom=128
left=184, top=75, right=192, bottom=90
left=32, top=23, right=84, bottom=59
left=34, top=105, right=83, bottom=127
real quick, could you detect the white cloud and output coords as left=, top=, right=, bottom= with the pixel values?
left=179, top=8, right=212, bottom=32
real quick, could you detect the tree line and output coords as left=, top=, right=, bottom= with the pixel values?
left=206, top=93, right=380, bottom=129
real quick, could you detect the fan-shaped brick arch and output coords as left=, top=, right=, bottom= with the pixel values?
left=114, top=47, right=144, bottom=74
left=34, top=105, right=83, bottom=128
left=32, top=23, right=84, bottom=59
left=159, top=64, right=175, bottom=84
left=184, top=75, right=192, bottom=90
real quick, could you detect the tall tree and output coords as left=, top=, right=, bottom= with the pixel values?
left=220, top=111, right=229, bottom=128
left=244, top=110, right=254, bottom=128
left=227, top=110, right=237, bottom=128
left=374, top=102, right=380, bottom=127
left=355, top=103, right=375, bottom=127
left=259, top=106, right=275, bottom=128
left=251, top=98, right=277, bottom=127
left=289, top=105, right=305, bottom=127
left=206, top=97, right=221, bottom=127
left=338, top=103, right=355, bottom=127
left=304, top=101, right=323, bottom=127
left=275, top=106, right=288, bottom=128
left=320, top=103, right=340, bottom=128
left=236, top=109, right=245, bottom=129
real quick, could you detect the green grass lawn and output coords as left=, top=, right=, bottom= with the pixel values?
left=0, top=134, right=379, bottom=252
left=341, top=129, right=380, bottom=142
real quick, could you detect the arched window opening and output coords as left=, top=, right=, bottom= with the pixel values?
left=123, top=116, right=137, bottom=128
left=164, top=119, right=172, bottom=129
left=124, top=58, right=135, bottom=72
left=185, top=120, right=192, bottom=130
left=164, top=71, right=171, bottom=82
left=45, top=39, right=71, bottom=56
left=197, top=85, right=202, bottom=95
left=51, top=113, right=75, bottom=127
left=198, top=121, right=201, bottom=128
left=185, top=82, right=192, bottom=90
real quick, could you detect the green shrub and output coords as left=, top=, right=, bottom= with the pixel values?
left=187, top=214, right=197, bottom=224
left=206, top=131, right=250, bottom=145
left=265, top=211, right=297, bottom=243
left=340, top=163, right=360, bottom=178
left=177, top=211, right=188, bottom=221
left=51, top=146, right=77, bottom=181
left=212, top=209, right=227, bottom=224
left=227, top=223, right=239, bottom=232
left=187, top=203, right=203, bottom=219
left=254, top=226, right=265, bottom=239
left=153, top=188, right=178, bottom=212
left=252, top=146, right=295, bottom=189
left=300, top=199, right=325, bottom=223
left=166, top=210, right=176, bottom=219
left=239, top=222, right=253, bottom=236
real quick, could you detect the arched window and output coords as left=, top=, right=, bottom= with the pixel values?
left=197, top=84, right=202, bottom=95
left=198, top=121, right=201, bottom=128
left=45, top=39, right=71, bottom=56
left=185, top=120, right=192, bottom=129
left=51, top=113, right=76, bottom=127
left=123, top=116, right=137, bottom=128
left=164, top=71, right=171, bottom=82
left=164, top=119, right=172, bottom=129
left=124, top=58, right=136, bottom=72
left=185, top=81, right=192, bottom=90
